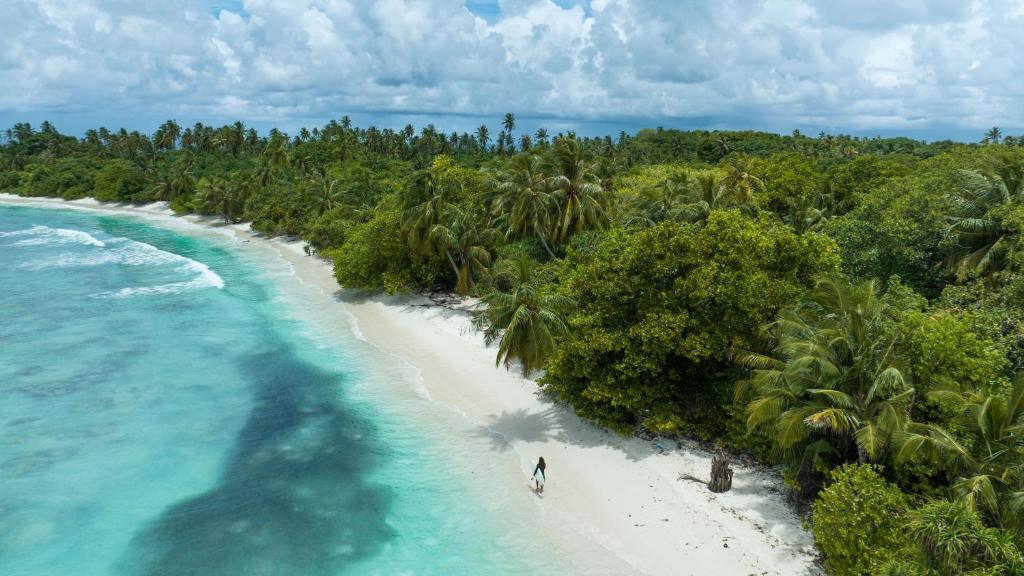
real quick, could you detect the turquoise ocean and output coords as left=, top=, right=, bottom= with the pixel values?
left=0, top=205, right=566, bottom=576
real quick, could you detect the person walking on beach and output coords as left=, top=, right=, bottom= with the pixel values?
left=533, top=457, right=546, bottom=494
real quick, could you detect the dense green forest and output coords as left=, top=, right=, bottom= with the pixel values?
left=3, top=118, right=1024, bottom=575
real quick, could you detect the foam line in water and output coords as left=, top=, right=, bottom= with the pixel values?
left=13, top=232, right=225, bottom=298
left=0, top=224, right=106, bottom=247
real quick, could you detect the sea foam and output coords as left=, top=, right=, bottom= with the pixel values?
left=8, top=228, right=225, bottom=297
left=0, top=225, right=106, bottom=247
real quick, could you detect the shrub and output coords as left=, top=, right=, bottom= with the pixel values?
left=812, top=464, right=910, bottom=576
left=93, top=159, right=145, bottom=202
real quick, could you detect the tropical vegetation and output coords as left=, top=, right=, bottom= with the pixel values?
left=4, top=118, right=1024, bottom=574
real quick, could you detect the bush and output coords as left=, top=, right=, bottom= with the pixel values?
left=812, top=464, right=910, bottom=576
left=93, top=159, right=145, bottom=202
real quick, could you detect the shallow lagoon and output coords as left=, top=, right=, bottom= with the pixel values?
left=0, top=206, right=562, bottom=576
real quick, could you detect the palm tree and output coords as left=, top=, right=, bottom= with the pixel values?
left=477, top=253, right=575, bottom=375
left=502, top=113, right=516, bottom=136
left=476, top=125, right=490, bottom=151
left=898, top=377, right=1024, bottom=537
left=429, top=206, right=496, bottom=295
left=626, top=171, right=693, bottom=227
left=404, top=170, right=459, bottom=257
left=546, top=136, right=608, bottom=243
left=667, top=170, right=749, bottom=226
left=947, top=158, right=1024, bottom=280
left=493, top=154, right=558, bottom=258
left=311, top=170, right=341, bottom=215
left=197, top=176, right=236, bottom=223
left=737, top=277, right=915, bottom=467
left=534, top=127, right=549, bottom=148
left=903, top=500, right=1021, bottom=575
left=984, top=127, right=1003, bottom=145
left=720, top=155, right=765, bottom=204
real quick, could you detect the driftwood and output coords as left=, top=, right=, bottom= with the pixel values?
left=708, top=448, right=733, bottom=493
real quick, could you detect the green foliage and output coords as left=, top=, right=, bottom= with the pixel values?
left=93, top=159, right=146, bottom=202
left=328, top=199, right=440, bottom=293
left=824, top=155, right=912, bottom=216
left=739, top=277, right=915, bottom=469
left=825, top=176, right=955, bottom=297
left=899, top=310, right=1009, bottom=396
left=750, top=153, right=818, bottom=216
left=22, top=157, right=100, bottom=199
left=245, top=180, right=310, bottom=235
left=811, top=464, right=910, bottom=576
left=540, top=211, right=838, bottom=433
left=476, top=253, right=575, bottom=375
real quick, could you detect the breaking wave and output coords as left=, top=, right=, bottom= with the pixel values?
left=0, top=225, right=106, bottom=247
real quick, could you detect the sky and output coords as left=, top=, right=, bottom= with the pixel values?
left=2, top=0, right=1023, bottom=141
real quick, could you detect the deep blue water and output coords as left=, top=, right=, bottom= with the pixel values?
left=0, top=206, right=561, bottom=576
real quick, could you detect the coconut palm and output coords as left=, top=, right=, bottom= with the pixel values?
left=546, top=136, right=608, bottom=243
left=984, top=127, right=1003, bottom=145
left=904, top=500, right=1021, bottom=575
left=897, top=377, right=1024, bottom=537
left=477, top=253, right=575, bottom=375
left=197, top=176, right=237, bottom=223
left=737, top=277, right=915, bottom=467
left=476, top=125, right=490, bottom=151
left=404, top=170, right=459, bottom=256
left=311, top=170, right=340, bottom=215
left=493, top=154, right=558, bottom=258
left=429, top=206, right=496, bottom=295
left=502, top=113, right=516, bottom=136
left=625, top=171, right=694, bottom=228
left=947, top=157, right=1024, bottom=280
left=720, top=155, right=765, bottom=204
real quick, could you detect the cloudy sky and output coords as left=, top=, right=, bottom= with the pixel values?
left=2, top=0, right=1022, bottom=140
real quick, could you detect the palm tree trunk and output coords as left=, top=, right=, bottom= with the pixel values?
left=445, top=250, right=459, bottom=278
left=536, top=227, right=557, bottom=259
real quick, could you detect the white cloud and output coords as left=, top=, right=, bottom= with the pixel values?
left=0, top=0, right=1021, bottom=136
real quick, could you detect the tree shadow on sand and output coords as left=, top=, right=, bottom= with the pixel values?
left=118, top=343, right=393, bottom=576
left=472, top=403, right=650, bottom=462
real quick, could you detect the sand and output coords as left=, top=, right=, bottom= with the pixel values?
left=0, top=194, right=822, bottom=576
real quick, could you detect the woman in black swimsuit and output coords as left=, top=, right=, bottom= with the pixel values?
left=533, top=457, right=546, bottom=493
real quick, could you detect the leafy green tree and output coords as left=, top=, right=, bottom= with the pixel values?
left=898, top=310, right=1009, bottom=397
left=750, top=153, right=818, bottom=217
left=825, top=176, right=955, bottom=297
left=477, top=253, right=575, bottom=375
left=93, top=158, right=146, bottom=202
left=823, top=155, right=911, bottom=217
left=329, top=198, right=436, bottom=293
left=738, top=277, right=915, bottom=466
left=541, top=211, right=838, bottom=432
left=812, top=464, right=910, bottom=576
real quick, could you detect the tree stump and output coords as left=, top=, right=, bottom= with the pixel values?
left=708, top=448, right=733, bottom=493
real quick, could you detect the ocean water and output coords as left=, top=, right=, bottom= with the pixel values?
left=0, top=205, right=566, bottom=576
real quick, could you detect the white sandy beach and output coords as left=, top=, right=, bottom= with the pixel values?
left=1, top=194, right=822, bottom=576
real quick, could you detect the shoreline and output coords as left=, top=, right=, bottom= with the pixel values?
left=1, top=194, right=821, bottom=576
